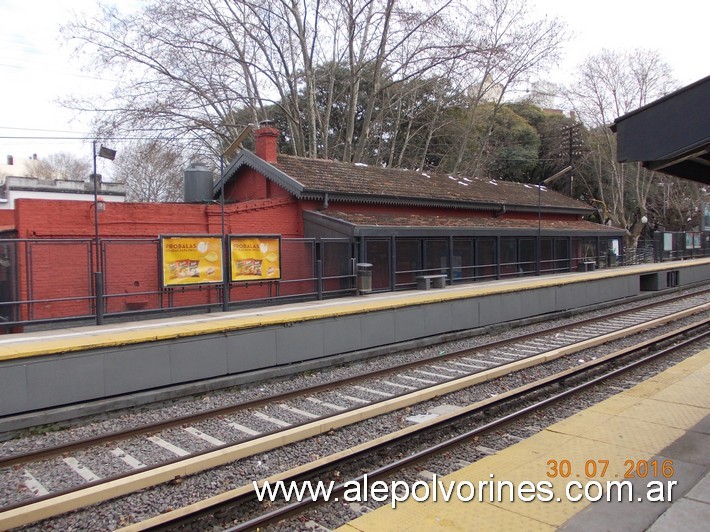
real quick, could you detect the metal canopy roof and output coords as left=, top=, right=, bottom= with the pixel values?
left=612, top=75, right=710, bottom=184
left=302, top=210, right=625, bottom=239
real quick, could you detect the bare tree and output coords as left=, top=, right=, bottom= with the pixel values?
left=567, top=48, right=676, bottom=248
left=29, top=153, right=92, bottom=181
left=62, top=1, right=259, bottom=156
left=646, top=175, right=705, bottom=232
left=450, top=0, right=567, bottom=177
left=114, top=141, right=186, bottom=202
left=62, top=0, right=565, bottom=170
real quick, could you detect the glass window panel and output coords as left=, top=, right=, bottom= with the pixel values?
left=452, top=238, right=474, bottom=281
left=500, top=238, right=517, bottom=276
left=519, top=238, right=535, bottom=274
left=475, top=238, right=496, bottom=279
left=423, top=239, right=449, bottom=275
left=395, top=239, right=421, bottom=287
left=365, top=239, right=390, bottom=290
left=554, top=238, right=569, bottom=272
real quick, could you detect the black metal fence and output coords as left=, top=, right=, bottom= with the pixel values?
left=0, top=237, right=355, bottom=331
left=1, top=231, right=707, bottom=331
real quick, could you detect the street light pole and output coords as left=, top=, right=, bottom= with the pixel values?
left=219, top=135, right=245, bottom=312
left=91, top=141, right=104, bottom=325
left=92, top=142, right=117, bottom=325
left=536, top=166, right=572, bottom=276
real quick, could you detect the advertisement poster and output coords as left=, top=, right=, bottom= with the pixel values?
left=663, top=233, right=673, bottom=252
left=161, top=236, right=224, bottom=287
left=230, top=236, right=281, bottom=281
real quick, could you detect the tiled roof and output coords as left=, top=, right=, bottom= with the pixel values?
left=314, top=210, right=623, bottom=234
left=272, top=155, right=590, bottom=212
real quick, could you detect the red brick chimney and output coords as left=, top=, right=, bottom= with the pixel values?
left=254, top=121, right=279, bottom=163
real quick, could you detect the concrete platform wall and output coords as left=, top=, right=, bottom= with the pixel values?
left=1, top=262, right=708, bottom=417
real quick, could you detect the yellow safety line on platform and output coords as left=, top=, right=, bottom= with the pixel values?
left=338, top=348, right=710, bottom=532
left=0, top=259, right=708, bottom=361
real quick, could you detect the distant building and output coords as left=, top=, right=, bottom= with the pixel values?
left=0, top=154, right=39, bottom=178
left=480, top=75, right=504, bottom=103
left=0, top=175, right=126, bottom=210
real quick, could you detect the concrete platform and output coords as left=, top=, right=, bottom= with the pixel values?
left=339, top=348, right=710, bottom=531
left=0, top=259, right=708, bottom=419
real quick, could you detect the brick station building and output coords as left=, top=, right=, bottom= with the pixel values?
left=218, top=124, right=624, bottom=290
left=0, top=124, right=623, bottom=328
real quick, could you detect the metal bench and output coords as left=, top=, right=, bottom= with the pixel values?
left=416, top=274, right=447, bottom=289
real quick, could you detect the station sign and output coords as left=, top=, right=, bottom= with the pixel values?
left=230, top=235, right=282, bottom=281
left=160, top=235, right=224, bottom=287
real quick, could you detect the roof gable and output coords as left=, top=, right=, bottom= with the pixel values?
left=215, top=150, right=304, bottom=197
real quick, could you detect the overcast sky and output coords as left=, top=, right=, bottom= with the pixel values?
left=1, top=0, right=707, bottom=164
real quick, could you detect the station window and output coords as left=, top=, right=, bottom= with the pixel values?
left=519, top=238, right=535, bottom=274
left=571, top=237, right=583, bottom=267
left=395, top=239, right=421, bottom=288
left=540, top=238, right=553, bottom=274
left=500, top=238, right=518, bottom=277
left=364, top=239, right=391, bottom=291
left=423, top=239, right=449, bottom=276
left=452, top=238, right=474, bottom=282
left=475, top=238, right=496, bottom=280
left=322, top=240, right=353, bottom=292
left=554, top=238, right=570, bottom=272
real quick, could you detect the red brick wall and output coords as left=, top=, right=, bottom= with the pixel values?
left=13, top=198, right=303, bottom=240
left=0, top=209, right=14, bottom=227
left=266, top=179, right=293, bottom=200
left=226, top=167, right=293, bottom=203
left=10, top=198, right=305, bottom=320
left=230, top=167, right=268, bottom=201
left=24, top=240, right=93, bottom=320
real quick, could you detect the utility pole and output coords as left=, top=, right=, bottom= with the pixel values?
left=560, top=123, right=582, bottom=196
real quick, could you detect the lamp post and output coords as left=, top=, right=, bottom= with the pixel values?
left=92, top=142, right=117, bottom=325
left=219, top=134, right=246, bottom=312
left=537, top=166, right=572, bottom=276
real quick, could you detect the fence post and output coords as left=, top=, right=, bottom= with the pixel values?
left=94, top=238, right=104, bottom=325
left=316, top=259, right=323, bottom=300
left=94, top=271, right=104, bottom=325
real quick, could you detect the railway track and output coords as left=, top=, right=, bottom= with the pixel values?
left=3, top=289, right=708, bottom=465
left=215, top=323, right=710, bottom=532
left=0, top=291, right=708, bottom=529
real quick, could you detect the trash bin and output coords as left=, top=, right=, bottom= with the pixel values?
left=356, top=263, right=373, bottom=294
left=606, top=250, right=617, bottom=267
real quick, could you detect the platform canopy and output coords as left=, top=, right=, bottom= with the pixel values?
left=612, top=75, right=710, bottom=184
left=303, top=210, right=625, bottom=239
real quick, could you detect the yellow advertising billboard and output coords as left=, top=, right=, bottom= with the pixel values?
left=230, top=236, right=281, bottom=281
left=161, top=236, right=224, bottom=287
